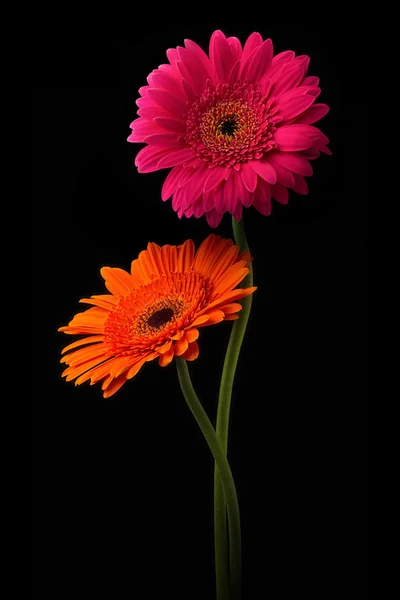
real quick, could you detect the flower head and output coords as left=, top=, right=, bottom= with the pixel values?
left=59, top=235, right=256, bottom=398
left=128, top=30, right=330, bottom=227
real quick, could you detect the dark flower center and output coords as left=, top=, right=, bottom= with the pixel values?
left=147, top=307, right=174, bottom=329
left=219, top=116, right=238, bottom=136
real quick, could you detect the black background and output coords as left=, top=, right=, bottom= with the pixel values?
left=32, top=23, right=368, bottom=599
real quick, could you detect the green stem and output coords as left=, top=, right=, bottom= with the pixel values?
left=213, top=216, right=253, bottom=599
left=175, top=357, right=241, bottom=600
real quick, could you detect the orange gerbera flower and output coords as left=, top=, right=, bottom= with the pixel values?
left=59, top=234, right=256, bottom=398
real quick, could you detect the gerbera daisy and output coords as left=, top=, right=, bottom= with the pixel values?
left=59, top=235, right=256, bottom=398
left=128, top=30, right=330, bottom=227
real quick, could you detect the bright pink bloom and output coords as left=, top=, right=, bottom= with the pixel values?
left=128, top=30, right=330, bottom=227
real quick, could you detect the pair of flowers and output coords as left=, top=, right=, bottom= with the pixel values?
left=59, top=29, right=329, bottom=397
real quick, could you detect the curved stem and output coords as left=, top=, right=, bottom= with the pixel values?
left=213, top=216, right=253, bottom=599
left=175, top=357, right=241, bottom=600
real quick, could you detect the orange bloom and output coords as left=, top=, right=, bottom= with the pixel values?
left=59, top=234, right=256, bottom=398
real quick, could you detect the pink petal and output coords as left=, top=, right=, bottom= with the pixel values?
left=127, top=119, right=161, bottom=143
left=181, top=78, right=197, bottom=103
left=228, top=37, right=242, bottom=61
left=184, top=38, right=212, bottom=78
left=138, top=85, right=150, bottom=97
left=249, top=159, right=277, bottom=185
left=302, top=76, right=319, bottom=87
left=276, top=93, right=316, bottom=122
left=292, top=174, right=309, bottom=195
left=234, top=170, right=253, bottom=207
left=157, top=148, right=195, bottom=169
left=242, top=39, right=273, bottom=82
left=204, top=166, right=230, bottom=192
left=161, top=165, right=184, bottom=200
left=294, top=104, right=330, bottom=124
left=147, top=70, right=186, bottom=100
left=313, top=143, right=331, bottom=155
left=206, top=209, right=224, bottom=228
left=144, top=133, right=182, bottom=147
left=269, top=152, right=313, bottom=176
left=178, top=46, right=211, bottom=93
left=257, top=180, right=272, bottom=204
left=191, top=196, right=206, bottom=218
left=307, top=87, right=321, bottom=98
left=271, top=183, right=289, bottom=204
left=178, top=166, right=194, bottom=187
left=172, top=186, right=185, bottom=211
left=213, top=183, right=227, bottom=214
left=272, top=50, right=295, bottom=66
left=223, top=173, right=240, bottom=216
left=253, top=181, right=272, bottom=215
left=138, top=105, right=169, bottom=119
left=135, top=146, right=170, bottom=173
left=183, top=164, right=210, bottom=207
left=229, top=59, right=241, bottom=85
left=270, top=63, right=306, bottom=97
left=240, top=162, right=258, bottom=192
left=176, top=59, right=206, bottom=97
left=241, top=32, right=263, bottom=64
left=166, top=48, right=180, bottom=64
left=302, top=148, right=321, bottom=160
left=267, top=161, right=295, bottom=187
left=147, top=88, right=187, bottom=117
left=274, top=125, right=319, bottom=151
left=154, top=117, right=186, bottom=133
left=210, top=31, right=234, bottom=83
left=203, top=191, right=215, bottom=212
left=295, top=55, right=310, bottom=71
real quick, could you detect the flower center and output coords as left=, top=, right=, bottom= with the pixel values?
left=103, top=272, right=213, bottom=356
left=218, top=116, right=238, bottom=136
left=185, top=81, right=280, bottom=167
left=147, top=307, right=174, bottom=329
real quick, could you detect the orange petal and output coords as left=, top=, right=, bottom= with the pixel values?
left=192, top=234, right=217, bottom=271
left=190, top=314, right=210, bottom=327
left=223, top=314, right=240, bottom=320
left=213, top=266, right=251, bottom=296
left=181, top=341, right=199, bottom=361
left=126, top=358, right=147, bottom=379
left=160, top=244, right=176, bottom=273
left=89, top=360, right=121, bottom=385
left=136, top=248, right=158, bottom=281
left=59, top=325, right=105, bottom=335
left=206, top=245, right=240, bottom=283
left=158, top=340, right=172, bottom=354
left=75, top=359, right=117, bottom=385
left=173, top=336, right=189, bottom=356
left=79, top=296, right=116, bottom=310
left=60, top=343, right=108, bottom=366
left=110, top=356, right=139, bottom=378
left=193, top=235, right=224, bottom=274
left=237, top=249, right=252, bottom=264
left=185, top=328, right=199, bottom=343
left=61, top=335, right=104, bottom=354
left=103, top=375, right=128, bottom=399
left=221, top=303, right=243, bottom=315
left=158, top=347, right=174, bottom=367
left=63, top=356, right=110, bottom=382
left=171, top=330, right=185, bottom=341
left=130, top=257, right=150, bottom=284
left=177, top=239, right=195, bottom=272
left=100, top=267, right=137, bottom=296
left=197, top=310, right=225, bottom=327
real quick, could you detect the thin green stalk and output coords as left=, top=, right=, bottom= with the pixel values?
left=213, top=216, right=253, bottom=599
left=175, top=357, right=241, bottom=600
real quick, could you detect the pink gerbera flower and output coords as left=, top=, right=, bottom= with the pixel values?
left=128, top=30, right=330, bottom=228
